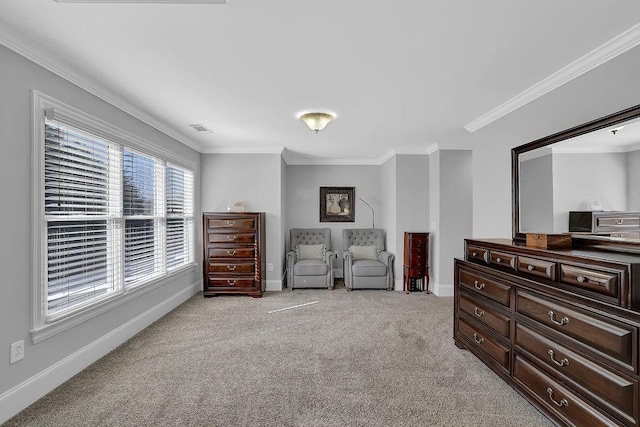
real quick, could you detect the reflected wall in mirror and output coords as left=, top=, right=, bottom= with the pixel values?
left=512, top=104, right=640, bottom=243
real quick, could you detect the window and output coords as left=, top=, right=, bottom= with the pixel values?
left=33, top=92, right=195, bottom=340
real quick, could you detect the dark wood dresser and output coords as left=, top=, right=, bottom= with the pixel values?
left=202, top=212, right=265, bottom=298
left=403, top=232, right=429, bottom=293
left=454, top=238, right=640, bottom=426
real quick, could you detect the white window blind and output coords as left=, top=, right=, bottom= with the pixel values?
left=36, top=94, right=195, bottom=329
left=44, top=120, right=122, bottom=316
left=123, top=150, right=164, bottom=285
left=166, top=164, right=194, bottom=270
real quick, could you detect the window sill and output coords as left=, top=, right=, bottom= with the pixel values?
left=30, top=263, right=197, bottom=344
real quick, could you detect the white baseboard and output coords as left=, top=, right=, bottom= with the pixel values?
left=265, top=279, right=283, bottom=291
left=0, top=281, right=200, bottom=425
left=433, top=282, right=454, bottom=297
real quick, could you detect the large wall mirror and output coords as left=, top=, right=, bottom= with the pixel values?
left=512, top=104, right=640, bottom=244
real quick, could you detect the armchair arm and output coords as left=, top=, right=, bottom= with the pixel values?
left=342, top=251, right=354, bottom=289
left=378, top=250, right=394, bottom=266
left=379, top=251, right=395, bottom=290
left=286, top=250, right=297, bottom=288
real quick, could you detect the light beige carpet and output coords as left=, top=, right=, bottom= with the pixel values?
left=5, top=286, right=553, bottom=426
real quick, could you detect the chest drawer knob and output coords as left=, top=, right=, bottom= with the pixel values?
left=473, top=307, right=485, bottom=317
left=472, top=251, right=478, bottom=257
left=615, top=219, right=624, bottom=225
left=226, top=220, right=236, bottom=225
left=527, top=264, right=535, bottom=271
left=473, top=280, right=485, bottom=290
left=547, top=349, right=570, bottom=367
left=496, top=257, right=503, bottom=263
left=227, top=280, right=237, bottom=286
left=226, top=265, right=237, bottom=271
left=546, top=388, right=569, bottom=407
left=576, top=275, right=587, bottom=283
left=226, top=250, right=237, bottom=256
left=227, top=235, right=238, bottom=241
left=548, top=310, right=569, bottom=326
left=472, top=332, right=484, bottom=345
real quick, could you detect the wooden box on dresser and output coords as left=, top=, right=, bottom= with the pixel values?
left=454, top=238, right=640, bottom=427
left=202, top=212, right=265, bottom=298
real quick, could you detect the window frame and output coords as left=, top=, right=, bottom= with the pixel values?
left=31, top=91, right=197, bottom=344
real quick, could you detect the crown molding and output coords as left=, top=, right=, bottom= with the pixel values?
left=464, top=22, right=640, bottom=133
left=200, top=146, right=285, bottom=155
left=0, top=23, right=203, bottom=152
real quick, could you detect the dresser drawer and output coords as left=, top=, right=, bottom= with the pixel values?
left=597, top=215, right=640, bottom=229
left=610, top=231, right=640, bottom=239
left=516, top=291, right=636, bottom=372
left=459, top=268, right=512, bottom=307
left=467, top=245, right=489, bottom=263
left=206, top=277, right=256, bottom=288
left=489, top=250, right=517, bottom=270
left=514, top=356, right=619, bottom=427
left=459, top=292, right=510, bottom=338
left=207, top=262, right=255, bottom=274
left=207, top=247, right=255, bottom=259
left=458, top=317, right=510, bottom=371
left=559, top=264, right=619, bottom=299
left=206, top=217, right=255, bottom=230
left=517, top=256, right=556, bottom=281
left=516, top=323, right=637, bottom=424
left=208, top=233, right=256, bottom=244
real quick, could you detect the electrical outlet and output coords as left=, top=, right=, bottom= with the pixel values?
left=10, top=340, right=24, bottom=364
left=267, top=263, right=274, bottom=272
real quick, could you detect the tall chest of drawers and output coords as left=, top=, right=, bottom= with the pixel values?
left=454, top=238, right=640, bottom=427
left=403, top=232, right=430, bottom=293
left=202, top=212, right=265, bottom=298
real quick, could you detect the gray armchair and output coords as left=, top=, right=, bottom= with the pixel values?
left=342, top=229, right=395, bottom=291
left=286, top=228, right=336, bottom=290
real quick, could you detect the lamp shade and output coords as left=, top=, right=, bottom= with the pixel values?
left=299, top=112, right=335, bottom=133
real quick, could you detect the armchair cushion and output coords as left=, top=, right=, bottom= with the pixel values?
left=352, top=259, right=388, bottom=276
left=348, top=245, right=380, bottom=260
left=293, top=259, right=329, bottom=276
left=296, top=244, right=326, bottom=260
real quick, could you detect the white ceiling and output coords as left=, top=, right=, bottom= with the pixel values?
left=2, top=0, right=640, bottom=163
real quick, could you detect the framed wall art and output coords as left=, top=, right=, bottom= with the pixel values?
left=320, top=186, right=355, bottom=222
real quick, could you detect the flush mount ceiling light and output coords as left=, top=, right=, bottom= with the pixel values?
left=299, top=112, right=335, bottom=133
left=55, top=0, right=228, bottom=4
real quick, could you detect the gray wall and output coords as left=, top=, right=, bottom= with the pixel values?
left=0, top=45, right=201, bottom=422
left=284, top=164, right=381, bottom=275
left=553, top=152, right=627, bottom=231
left=627, top=149, right=640, bottom=211
left=519, top=154, right=554, bottom=233
left=437, top=150, right=473, bottom=293
left=472, top=44, right=640, bottom=239
left=200, top=153, right=284, bottom=290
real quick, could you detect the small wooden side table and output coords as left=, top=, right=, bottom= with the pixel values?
left=403, top=232, right=429, bottom=294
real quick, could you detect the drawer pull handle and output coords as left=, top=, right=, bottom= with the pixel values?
left=473, top=280, right=485, bottom=290
left=548, top=349, right=570, bottom=367
left=548, top=311, right=569, bottom=326
left=546, top=388, right=569, bottom=407
left=615, top=219, right=624, bottom=225
left=472, top=251, right=478, bottom=257
left=227, top=235, right=238, bottom=241
left=576, top=275, right=588, bottom=283
left=527, top=264, right=535, bottom=271
left=472, top=333, right=484, bottom=345
left=496, top=257, right=503, bottom=263
left=226, top=250, right=237, bottom=256
left=226, top=220, right=236, bottom=225
left=226, top=265, right=237, bottom=271
left=473, top=307, right=485, bottom=317
left=227, top=280, right=237, bottom=286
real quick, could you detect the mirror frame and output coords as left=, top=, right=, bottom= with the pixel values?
left=512, top=103, right=640, bottom=243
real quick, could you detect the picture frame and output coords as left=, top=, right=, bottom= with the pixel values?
left=320, top=186, right=355, bottom=222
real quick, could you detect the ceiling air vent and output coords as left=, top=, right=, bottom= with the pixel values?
left=189, top=124, right=212, bottom=133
